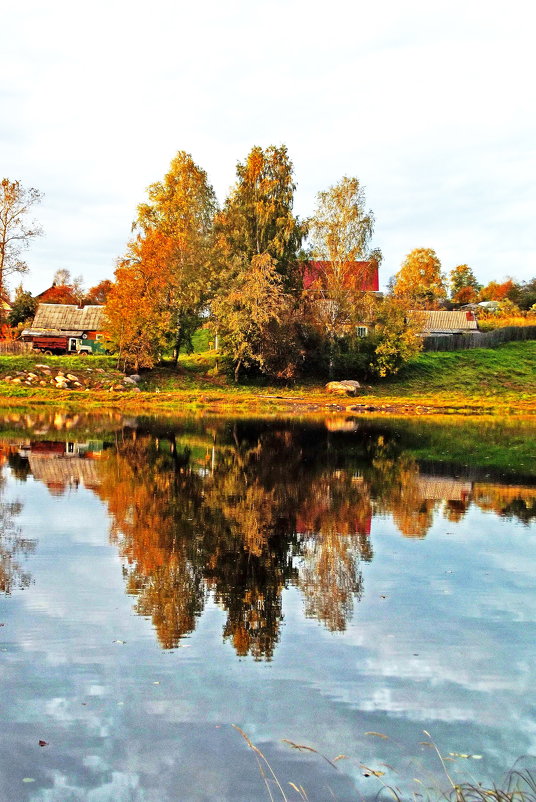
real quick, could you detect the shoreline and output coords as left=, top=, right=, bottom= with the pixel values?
left=0, top=386, right=535, bottom=417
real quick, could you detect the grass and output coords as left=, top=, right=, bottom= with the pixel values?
left=0, top=341, right=534, bottom=416
left=376, top=341, right=536, bottom=400
left=234, top=726, right=536, bottom=802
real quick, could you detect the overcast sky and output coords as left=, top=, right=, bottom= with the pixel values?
left=2, top=0, right=535, bottom=295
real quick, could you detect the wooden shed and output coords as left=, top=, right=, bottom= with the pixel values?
left=22, top=304, right=107, bottom=355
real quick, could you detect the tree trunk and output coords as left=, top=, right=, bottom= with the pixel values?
left=172, top=326, right=182, bottom=368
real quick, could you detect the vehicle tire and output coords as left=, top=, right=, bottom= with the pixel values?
left=77, top=351, right=89, bottom=357
left=44, top=350, right=53, bottom=356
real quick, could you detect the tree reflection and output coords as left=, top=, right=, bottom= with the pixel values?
left=0, top=455, right=34, bottom=594
left=6, top=416, right=536, bottom=658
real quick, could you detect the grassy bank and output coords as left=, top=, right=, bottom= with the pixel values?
left=0, top=340, right=534, bottom=415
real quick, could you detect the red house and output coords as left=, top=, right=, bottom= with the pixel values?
left=301, top=261, right=379, bottom=293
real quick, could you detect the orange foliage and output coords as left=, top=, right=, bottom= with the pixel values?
left=480, top=279, right=515, bottom=301
left=105, top=231, right=176, bottom=370
left=37, top=284, right=79, bottom=304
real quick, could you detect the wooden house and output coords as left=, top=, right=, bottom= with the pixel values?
left=22, top=303, right=107, bottom=355
left=411, top=310, right=479, bottom=337
left=301, top=261, right=379, bottom=293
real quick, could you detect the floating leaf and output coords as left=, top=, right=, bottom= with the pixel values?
left=333, top=754, right=347, bottom=762
left=38, top=740, right=48, bottom=747
left=365, top=731, right=389, bottom=739
left=112, top=640, right=126, bottom=645
left=22, top=778, right=35, bottom=783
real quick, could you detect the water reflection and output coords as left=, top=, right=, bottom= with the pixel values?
left=0, top=447, right=35, bottom=594
left=2, top=415, right=535, bottom=658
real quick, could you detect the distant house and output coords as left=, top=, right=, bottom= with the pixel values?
left=301, top=261, right=380, bottom=293
left=21, top=303, right=107, bottom=355
left=411, top=310, right=479, bottom=337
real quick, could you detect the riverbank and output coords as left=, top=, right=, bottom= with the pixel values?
left=0, top=340, right=534, bottom=416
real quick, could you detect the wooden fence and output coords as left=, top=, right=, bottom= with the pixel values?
left=422, top=325, right=536, bottom=352
left=0, top=340, right=34, bottom=355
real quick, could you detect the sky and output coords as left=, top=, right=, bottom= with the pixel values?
left=2, top=0, right=535, bottom=295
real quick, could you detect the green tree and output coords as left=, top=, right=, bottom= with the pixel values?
left=7, top=285, right=37, bottom=326
left=0, top=179, right=43, bottom=295
left=136, top=151, right=218, bottom=364
left=215, top=145, right=306, bottom=290
left=392, top=248, right=446, bottom=308
left=369, top=297, right=423, bottom=377
left=211, top=253, right=292, bottom=381
left=507, top=278, right=536, bottom=310
left=449, top=264, right=481, bottom=304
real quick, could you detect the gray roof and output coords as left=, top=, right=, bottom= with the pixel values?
left=32, top=304, right=106, bottom=331
left=21, top=328, right=84, bottom=338
left=410, top=310, right=479, bottom=334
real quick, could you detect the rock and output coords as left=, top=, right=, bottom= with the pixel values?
left=113, top=384, right=126, bottom=392
left=131, top=386, right=141, bottom=393
left=128, top=374, right=141, bottom=383
left=66, top=374, right=78, bottom=381
left=39, top=381, right=47, bottom=386
left=35, top=364, right=50, bottom=369
left=4, top=376, right=11, bottom=381
left=123, top=377, right=136, bottom=385
left=27, top=372, right=37, bottom=379
left=11, top=378, right=22, bottom=384
left=325, top=380, right=361, bottom=396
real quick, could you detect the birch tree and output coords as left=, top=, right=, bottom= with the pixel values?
left=0, top=179, right=43, bottom=295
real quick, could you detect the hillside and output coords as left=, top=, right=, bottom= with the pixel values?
left=374, top=340, right=536, bottom=402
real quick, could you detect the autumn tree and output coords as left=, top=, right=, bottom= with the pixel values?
left=135, top=151, right=218, bottom=363
left=391, top=248, right=447, bottom=308
left=450, top=264, right=481, bottom=304
left=105, top=231, right=175, bottom=371
left=85, top=279, right=113, bottom=305
left=215, top=145, right=306, bottom=290
left=306, top=175, right=381, bottom=371
left=0, top=179, right=43, bottom=296
left=479, top=278, right=515, bottom=302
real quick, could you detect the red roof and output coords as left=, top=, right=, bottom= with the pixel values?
left=301, top=261, right=379, bottom=293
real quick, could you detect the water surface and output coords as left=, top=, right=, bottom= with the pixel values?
left=0, top=412, right=535, bottom=801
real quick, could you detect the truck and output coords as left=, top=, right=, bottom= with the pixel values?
left=32, top=336, right=94, bottom=356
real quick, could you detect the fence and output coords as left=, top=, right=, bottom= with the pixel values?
left=422, top=325, right=536, bottom=352
left=0, top=340, right=34, bottom=355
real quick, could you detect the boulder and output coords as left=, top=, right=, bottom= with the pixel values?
left=123, top=377, right=137, bottom=385
left=325, top=380, right=361, bottom=396
left=128, top=374, right=141, bottom=383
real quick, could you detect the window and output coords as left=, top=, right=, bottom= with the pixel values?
left=356, top=326, right=368, bottom=338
